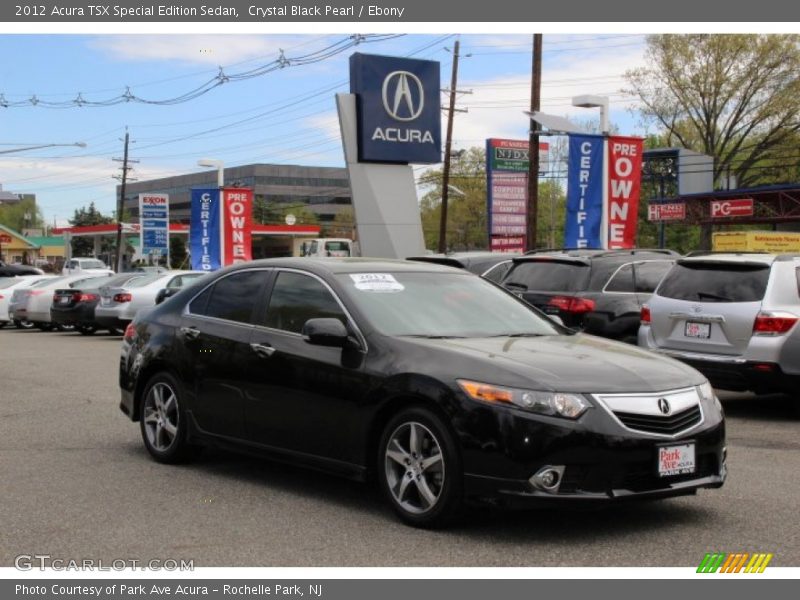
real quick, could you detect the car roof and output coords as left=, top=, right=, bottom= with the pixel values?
left=226, top=257, right=468, bottom=275
left=678, top=252, right=785, bottom=266
left=513, top=249, right=677, bottom=264
left=406, top=252, right=519, bottom=273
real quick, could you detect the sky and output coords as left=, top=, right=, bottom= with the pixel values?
left=0, top=33, right=651, bottom=227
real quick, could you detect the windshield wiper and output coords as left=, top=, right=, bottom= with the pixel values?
left=486, top=333, right=546, bottom=338
left=401, top=334, right=468, bottom=339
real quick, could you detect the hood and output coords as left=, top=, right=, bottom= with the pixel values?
left=398, top=333, right=705, bottom=394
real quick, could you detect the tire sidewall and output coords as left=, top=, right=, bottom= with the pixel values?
left=378, top=406, right=463, bottom=528
left=139, top=372, right=192, bottom=464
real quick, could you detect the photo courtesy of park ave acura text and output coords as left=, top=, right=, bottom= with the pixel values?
left=1, top=22, right=799, bottom=577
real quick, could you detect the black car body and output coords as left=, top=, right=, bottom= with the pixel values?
left=406, top=252, right=520, bottom=283
left=0, top=261, right=43, bottom=277
left=119, top=258, right=725, bottom=527
left=51, top=273, right=145, bottom=334
left=502, top=249, right=677, bottom=343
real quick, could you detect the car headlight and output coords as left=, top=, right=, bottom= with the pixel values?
left=457, top=379, right=590, bottom=419
left=697, top=380, right=723, bottom=413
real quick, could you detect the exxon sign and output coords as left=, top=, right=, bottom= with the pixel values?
left=350, top=53, right=441, bottom=164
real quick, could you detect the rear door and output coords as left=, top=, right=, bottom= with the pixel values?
left=649, top=260, right=770, bottom=355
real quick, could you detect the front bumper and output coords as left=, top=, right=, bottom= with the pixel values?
left=456, top=395, right=726, bottom=506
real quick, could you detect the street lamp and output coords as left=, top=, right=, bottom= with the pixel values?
left=0, top=142, right=87, bottom=155
left=197, top=158, right=224, bottom=188
left=571, top=95, right=609, bottom=135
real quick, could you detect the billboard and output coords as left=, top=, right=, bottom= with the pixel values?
left=139, top=193, right=169, bottom=259
left=350, top=53, right=441, bottom=164
left=564, top=134, right=604, bottom=249
left=710, top=198, right=754, bottom=218
left=648, top=202, right=686, bottom=222
left=190, top=189, right=222, bottom=272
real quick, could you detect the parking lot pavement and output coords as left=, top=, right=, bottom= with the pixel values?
left=1, top=327, right=799, bottom=567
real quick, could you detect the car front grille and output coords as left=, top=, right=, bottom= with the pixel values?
left=613, top=405, right=702, bottom=435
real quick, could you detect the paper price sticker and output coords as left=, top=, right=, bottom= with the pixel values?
left=350, top=273, right=404, bottom=292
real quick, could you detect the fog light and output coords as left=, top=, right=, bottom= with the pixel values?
left=529, top=465, right=565, bottom=492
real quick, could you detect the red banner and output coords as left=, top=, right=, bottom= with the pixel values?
left=710, top=198, right=754, bottom=218
left=222, top=188, right=253, bottom=265
left=606, top=136, right=643, bottom=249
left=648, top=202, right=686, bottom=222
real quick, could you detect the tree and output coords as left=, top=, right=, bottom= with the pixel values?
left=324, top=206, right=355, bottom=239
left=0, top=197, right=43, bottom=233
left=625, top=34, right=800, bottom=188
left=68, top=202, right=114, bottom=257
left=169, top=236, right=188, bottom=269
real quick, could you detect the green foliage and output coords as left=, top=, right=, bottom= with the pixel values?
left=169, top=236, right=188, bottom=269
left=0, top=197, right=43, bottom=232
left=626, top=34, right=800, bottom=188
left=68, top=202, right=114, bottom=256
left=253, top=197, right=320, bottom=226
left=324, top=206, right=355, bottom=239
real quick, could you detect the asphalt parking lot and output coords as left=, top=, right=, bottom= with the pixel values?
left=1, top=326, right=799, bottom=567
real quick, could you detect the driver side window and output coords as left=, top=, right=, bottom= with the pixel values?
left=264, top=271, right=345, bottom=334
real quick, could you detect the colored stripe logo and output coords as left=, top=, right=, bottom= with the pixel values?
left=697, top=552, right=773, bottom=573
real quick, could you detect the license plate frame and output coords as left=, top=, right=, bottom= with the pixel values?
left=58, top=296, right=70, bottom=305
left=657, top=442, right=696, bottom=478
left=684, top=321, right=711, bottom=339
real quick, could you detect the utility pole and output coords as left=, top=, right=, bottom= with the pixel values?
left=439, top=39, right=462, bottom=254
left=526, top=34, right=543, bottom=251
left=112, top=129, right=137, bottom=272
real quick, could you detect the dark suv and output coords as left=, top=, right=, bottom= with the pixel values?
left=502, top=249, right=677, bottom=343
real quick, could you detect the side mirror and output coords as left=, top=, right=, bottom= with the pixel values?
left=155, top=288, right=178, bottom=305
left=302, top=318, right=350, bottom=348
left=549, top=315, right=566, bottom=327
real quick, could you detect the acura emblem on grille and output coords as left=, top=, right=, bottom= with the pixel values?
left=658, top=398, right=671, bottom=415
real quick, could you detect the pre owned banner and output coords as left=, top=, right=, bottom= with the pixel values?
left=222, top=188, right=253, bottom=265
left=190, top=189, right=221, bottom=272
left=607, top=136, right=643, bottom=249
left=564, top=134, right=604, bottom=249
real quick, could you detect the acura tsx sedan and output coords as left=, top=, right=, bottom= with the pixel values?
left=119, top=258, right=726, bottom=527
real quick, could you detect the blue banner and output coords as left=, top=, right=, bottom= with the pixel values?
left=564, top=134, right=604, bottom=249
left=190, top=188, right=221, bottom=272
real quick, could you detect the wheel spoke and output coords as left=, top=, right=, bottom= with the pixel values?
left=164, top=393, right=176, bottom=414
left=153, top=386, right=164, bottom=411
left=386, top=439, right=410, bottom=466
left=420, top=452, right=442, bottom=472
left=396, top=474, right=412, bottom=502
left=143, top=409, right=159, bottom=425
left=162, top=420, right=177, bottom=437
left=409, top=423, right=422, bottom=455
left=415, top=476, right=438, bottom=508
left=154, top=423, right=164, bottom=448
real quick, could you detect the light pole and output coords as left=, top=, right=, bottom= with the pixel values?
left=571, top=95, right=609, bottom=135
left=0, top=142, right=86, bottom=155
left=197, top=158, right=224, bottom=188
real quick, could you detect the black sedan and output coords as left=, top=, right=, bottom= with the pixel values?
left=51, top=273, right=144, bottom=334
left=119, top=258, right=725, bottom=528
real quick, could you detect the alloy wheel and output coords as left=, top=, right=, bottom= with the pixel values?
left=142, top=382, right=180, bottom=452
left=384, top=421, right=445, bottom=515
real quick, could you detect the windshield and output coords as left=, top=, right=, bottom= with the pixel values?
left=79, top=259, right=106, bottom=269
left=337, top=272, right=560, bottom=338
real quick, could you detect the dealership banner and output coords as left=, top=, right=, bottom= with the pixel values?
left=607, top=136, right=644, bottom=249
left=190, top=189, right=222, bottom=272
left=564, top=134, right=605, bottom=249
left=222, top=188, right=253, bottom=266
left=139, top=193, right=169, bottom=258
left=485, top=138, right=550, bottom=253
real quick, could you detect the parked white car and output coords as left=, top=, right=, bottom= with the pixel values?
left=0, top=275, right=54, bottom=328
left=95, top=271, right=206, bottom=331
left=13, top=272, right=113, bottom=330
left=62, top=257, right=110, bottom=276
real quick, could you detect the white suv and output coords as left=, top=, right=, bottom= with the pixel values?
left=639, top=253, right=800, bottom=394
left=62, top=257, right=109, bottom=275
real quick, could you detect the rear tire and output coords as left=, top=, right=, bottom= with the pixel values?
left=139, top=372, right=198, bottom=464
left=15, top=319, right=35, bottom=330
left=77, top=324, right=97, bottom=335
left=378, top=406, right=463, bottom=528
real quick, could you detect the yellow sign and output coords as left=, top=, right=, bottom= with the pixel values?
left=712, top=231, right=800, bottom=253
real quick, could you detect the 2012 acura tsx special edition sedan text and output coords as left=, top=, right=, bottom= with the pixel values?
left=119, top=258, right=726, bottom=527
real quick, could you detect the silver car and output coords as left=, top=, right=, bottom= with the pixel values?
left=12, top=273, right=113, bottom=330
left=94, top=271, right=206, bottom=331
left=639, top=253, right=800, bottom=394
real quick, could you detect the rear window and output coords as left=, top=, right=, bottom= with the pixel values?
left=503, top=260, right=590, bottom=292
left=657, top=262, right=770, bottom=302
left=634, top=261, right=674, bottom=293
left=79, top=259, right=106, bottom=269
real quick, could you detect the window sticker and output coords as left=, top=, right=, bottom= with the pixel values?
left=350, top=273, right=405, bottom=292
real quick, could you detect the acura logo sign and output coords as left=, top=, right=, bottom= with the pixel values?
left=382, top=71, right=424, bottom=121
left=657, top=398, right=671, bottom=415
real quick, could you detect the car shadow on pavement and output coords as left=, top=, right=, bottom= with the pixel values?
left=719, top=392, right=799, bottom=421
left=120, top=442, right=712, bottom=539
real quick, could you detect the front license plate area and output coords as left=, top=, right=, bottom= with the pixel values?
left=658, top=442, right=696, bottom=477
left=685, top=321, right=710, bottom=339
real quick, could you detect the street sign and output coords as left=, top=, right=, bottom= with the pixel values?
left=648, top=202, right=686, bottom=222
left=710, top=198, right=754, bottom=218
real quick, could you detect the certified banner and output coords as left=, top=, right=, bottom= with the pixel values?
left=607, top=136, right=644, bottom=249
left=139, top=193, right=169, bottom=258
left=222, top=188, right=253, bottom=265
left=564, top=134, right=604, bottom=248
left=190, top=188, right=221, bottom=271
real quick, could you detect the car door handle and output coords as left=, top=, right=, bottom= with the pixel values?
left=180, top=326, right=201, bottom=340
left=250, top=342, right=276, bottom=358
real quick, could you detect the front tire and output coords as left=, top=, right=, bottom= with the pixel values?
left=378, top=407, right=462, bottom=528
left=139, top=372, right=197, bottom=464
